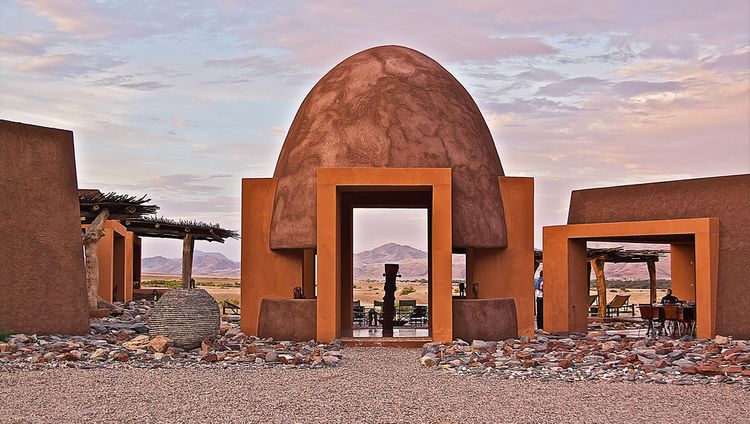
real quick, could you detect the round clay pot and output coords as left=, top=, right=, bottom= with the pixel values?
left=148, top=288, right=220, bottom=349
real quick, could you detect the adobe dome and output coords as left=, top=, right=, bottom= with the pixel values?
left=270, top=45, right=507, bottom=250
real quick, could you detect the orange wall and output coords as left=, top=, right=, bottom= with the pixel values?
left=97, top=227, right=114, bottom=303
left=671, top=242, right=696, bottom=301
left=86, top=220, right=131, bottom=303
left=471, top=177, right=535, bottom=337
left=542, top=218, right=719, bottom=338
left=316, top=168, right=453, bottom=342
left=240, top=178, right=304, bottom=336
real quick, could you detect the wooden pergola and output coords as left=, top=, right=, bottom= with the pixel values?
left=123, top=216, right=238, bottom=288
left=79, top=190, right=159, bottom=309
left=535, top=247, right=668, bottom=318
left=81, top=190, right=238, bottom=295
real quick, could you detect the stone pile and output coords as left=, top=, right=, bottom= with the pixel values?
left=421, top=333, right=750, bottom=390
left=0, top=300, right=342, bottom=371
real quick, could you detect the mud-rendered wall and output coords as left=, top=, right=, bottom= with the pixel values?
left=567, top=174, right=750, bottom=338
left=0, top=120, right=89, bottom=335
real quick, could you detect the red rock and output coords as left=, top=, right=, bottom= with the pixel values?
left=201, top=340, right=215, bottom=354
left=654, top=359, right=668, bottom=368
left=681, top=366, right=698, bottom=374
left=723, top=365, right=743, bottom=374
left=115, top=331, right=129, bottom=341
left=559, top=359, right=573, bottom=369
left=516, top=351, right=532, bottom=360
left=741, top=369, right=750, bottom=376
left=523, top=360, right=538, bottom=368
left=201, top=353, right=219, bottom=362
left=621, top=354, right=638, bottom=364
left=246, top=344, right=260, bottom=354
left=706, top=344, right=721, bottom=354
left=642, top=364, right=657, bottom=372
left=696, top=365, right=722, bottom=376
left=115, top=353, right=129, bottom=362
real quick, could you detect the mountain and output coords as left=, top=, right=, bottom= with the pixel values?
left=141, top=245, right=672, bottom=281
left=142, top=250, right=240, bottom=277
left=353, top=243, right=466, bottom=280
left=352, top=243, right=672, bottom=281
left=600, top=255, right=671, bottom=281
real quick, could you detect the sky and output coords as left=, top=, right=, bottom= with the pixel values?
left=1, top=1, right=748, bottom=261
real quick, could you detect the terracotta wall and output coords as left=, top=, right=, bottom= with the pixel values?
left=567, top=175, right=749, bottom=338
left=0, top=120, right=89, bottom=335
left=470, top=177, right=535, bottom=338
left=240, top=178, right=303, bottom=336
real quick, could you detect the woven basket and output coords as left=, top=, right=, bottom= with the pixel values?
left=148, top=289, right=220, bottom=349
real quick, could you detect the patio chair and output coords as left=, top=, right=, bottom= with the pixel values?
left=411, top=305, right=428, bottom=326
left=606, top=294, right=635, bottom=317
left=353, top=305, right=366, bottom=326
left=588, top=295, right=598, bottom=315
left=397, top=299, right=416, bottom=321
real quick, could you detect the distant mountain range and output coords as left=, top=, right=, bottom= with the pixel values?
left=142, top=244, right=672, bottom=281
left=142, top=250, right=240, bottom=277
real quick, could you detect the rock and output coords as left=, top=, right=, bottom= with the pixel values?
left=558, top=359, right=573, bottom=369
left=153, top=352, right=165, bottom=361
left=265, top=351, right=279, bottom=363
left=420, top=355, right=437, bottom=367
left=246, top=344, right=260, bottom=354
left=713, top=335, right=730, bottom=345
left=148, top=336, right=173, bottom=353
left=122, top=335, right=150, bottom=351
left=225, top=328, right=242, bottom=338
left=696, top=365, right=722, bottom=376
left=60, top=351, right=81, bottom=361
left=723, top=365, right=743, bottom=374
left=114, top=353, right=129, bottom=362
left=201, top=339, right=215, bottom=354
left=322, top=355, right=339, bottom=365
left=201, top=353, right=219, bottom=362
left=471, top=340, right=488, bottom=350
left=90, top=349, right=108, bottom=361
left=219, top=321, right=231, bottom=335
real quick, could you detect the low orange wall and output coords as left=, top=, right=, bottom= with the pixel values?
left=240, top=178, right=303, bottom=336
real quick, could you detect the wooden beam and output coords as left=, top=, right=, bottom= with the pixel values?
left=647, top=259, right=657, bottom=304
left=589, top=257, right=607, bottom=318
left=181, top=233, right=195, bottom=289
left=83, top=208, right=110, bottom=309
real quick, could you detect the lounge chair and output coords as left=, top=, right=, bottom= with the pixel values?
left=606, top=294, right=635, bottom=317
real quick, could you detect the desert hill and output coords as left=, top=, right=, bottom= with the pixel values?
left=141, top=244, right=672, bottom=281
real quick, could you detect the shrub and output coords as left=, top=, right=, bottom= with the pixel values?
left=400, top=286, right=416, bottom=296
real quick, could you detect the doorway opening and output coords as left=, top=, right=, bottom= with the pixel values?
left=350, top=208, right=429, bottom=338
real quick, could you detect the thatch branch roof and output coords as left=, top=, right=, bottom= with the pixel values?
left=123, top=216, right=239, bottom=243
left=79, top=189, right=159, bottom=221
left=536, top=247, right=667, bottom=264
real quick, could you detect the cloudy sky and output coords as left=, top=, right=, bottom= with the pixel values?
left=1, top=1, right=748, bottom=261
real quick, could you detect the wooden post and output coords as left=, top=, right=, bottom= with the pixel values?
left=181, top=233, right=195, bottom=289
left=647, top=259, right=657, bottom=304
left=589, top=258, right=607, bottom=318
left=83, top=208, right=110, bottom=309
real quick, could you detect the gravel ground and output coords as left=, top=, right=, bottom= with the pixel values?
left=1, top=347, right=749, bottom=423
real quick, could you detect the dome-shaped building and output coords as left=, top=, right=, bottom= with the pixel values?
left=270, top=45, right=507, bottom=250
left=241, top=46, right=534, bottom=344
